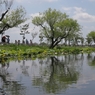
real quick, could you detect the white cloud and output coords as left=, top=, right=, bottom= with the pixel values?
left=62, top=6, right=95, bottom=22
left=31, top=13, right=40, bottom=18
left=62, top=7, right=72, bottom=11
left=30, top=13, right=44, bottom=20
left=73, top=7, right=86, bottom=13
left=73, top=12, right=95, bottom=22
left=73, top=7, right=95, bottom=22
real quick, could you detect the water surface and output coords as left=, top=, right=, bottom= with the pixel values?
left=0, top=53, right=95, bottom=95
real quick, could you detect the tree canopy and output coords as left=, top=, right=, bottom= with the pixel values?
left=32, top=8, right=81, bottom=48
left=86, top=31, right=95, bottom=43
left=0, top=6, right=27, bottom=34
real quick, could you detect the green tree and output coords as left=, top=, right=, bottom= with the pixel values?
left=87, top=31, right=95, bottom=44
left=66, top=32, right=82, bottom=46
left=0, top=6, right=27, bottom=34
left=20, top=24, right=29, bottom=44
left=79, top=36, right=84, bottom=46
left=86, top=36, right=92, bottom=46
left=32, top=8, right=81, bottom=48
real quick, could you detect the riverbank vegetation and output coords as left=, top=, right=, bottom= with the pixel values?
left=0, top=44, right=95, bottom=60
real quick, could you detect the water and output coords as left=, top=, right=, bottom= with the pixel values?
left=0, top=53, right=95, bottom=95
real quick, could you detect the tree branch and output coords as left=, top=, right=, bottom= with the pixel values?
left=0, top=8, right=10, bottom=21
left=0, top=23, right=11, bottom=34
left=39, top=23, right=51, bottom=38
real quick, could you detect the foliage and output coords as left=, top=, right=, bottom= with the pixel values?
left=32, top=8, right=81, bottom=48
left=82, top=47, right=95, bottom=53
left=0, top=6, right=27, bottom=34
left=86, top=31, right=95, bottom=44
left=0, top=44, right=95, bottom=60
left=20, top=23, right=29, bottom=42
left=86, top=37, right=92, bottom=46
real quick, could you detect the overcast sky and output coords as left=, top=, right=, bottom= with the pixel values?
left=5, top=0, right=95, bottom=43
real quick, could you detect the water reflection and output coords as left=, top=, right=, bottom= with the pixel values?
left=0, top=53, right=95, bottom=95
left=0, top=58, right=26, bottom=95
left=33, top=56, right=80, bottom=93
left=87, top=53, right=95, bottom=66
left=20, top=60, right=29, bottom=76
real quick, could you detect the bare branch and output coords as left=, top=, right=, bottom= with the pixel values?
left=0, top=0, right=13, bottom=21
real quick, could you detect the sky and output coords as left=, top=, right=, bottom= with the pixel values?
left=4, top=0, right=95, bottom=43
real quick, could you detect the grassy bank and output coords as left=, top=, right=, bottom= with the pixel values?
left=0, top=44, right=95, bottom=59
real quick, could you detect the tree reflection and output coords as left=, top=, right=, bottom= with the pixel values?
left=0, top=58, right=26, bottom=95
left=32, top=54, right=83, bottom=94
left=87, top=53, right=95, bottom=66
left=20, top=60, right=29, bottom=76
left=0, top=54, right=84, bottom=95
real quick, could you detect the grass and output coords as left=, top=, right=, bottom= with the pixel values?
left=0, top=44, right=95, bottom=59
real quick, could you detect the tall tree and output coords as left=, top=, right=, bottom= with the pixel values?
left=0, top=0, right=13, bottom=21
left=20, top=23, right=29, bottom=43
left=0, top=6, right=27, bottom=34
left=87, top=31, right=95, bottom=43
left=65, top=31, right=82, bottom=46
left=32, top=8, right=81, bottom=48
left=79, top=36, right=84, bottom=46
left=86, top=36, right=92, bottom=46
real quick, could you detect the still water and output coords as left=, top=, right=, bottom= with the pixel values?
left=0, top=53, right=95, bottom=95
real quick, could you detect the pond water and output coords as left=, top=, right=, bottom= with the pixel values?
left=0, top=53, right=95, bottom=95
